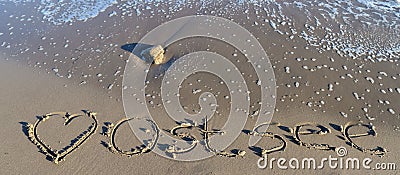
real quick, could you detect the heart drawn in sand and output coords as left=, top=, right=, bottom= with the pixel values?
left=25, top=111, right=98, bottom=164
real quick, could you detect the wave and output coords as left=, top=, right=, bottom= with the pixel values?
left=1, top=0, right=399, bottom=26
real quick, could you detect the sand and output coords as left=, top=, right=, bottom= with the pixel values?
left=1, top=58, right=398, bottom=174
left=1, top=1, right=399, bottom=174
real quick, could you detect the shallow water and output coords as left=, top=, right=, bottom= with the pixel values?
left=1, top=0, right=398, bottom=63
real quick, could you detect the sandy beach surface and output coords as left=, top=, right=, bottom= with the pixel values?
left=1, top=1, right=399, bottom=174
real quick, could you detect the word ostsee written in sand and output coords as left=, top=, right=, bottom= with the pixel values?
left=22, top=111, right=387, bottom=164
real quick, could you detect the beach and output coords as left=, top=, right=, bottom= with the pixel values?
left=0, top=0, right=399, bottom=174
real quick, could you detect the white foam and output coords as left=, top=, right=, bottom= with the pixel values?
left=1, top=0, right=399, bottom=64
left=38, top=0, right=117, bottom=25
left=0, top=0, right=34, bottom=3
left=2, top=0, right=399, bottom=28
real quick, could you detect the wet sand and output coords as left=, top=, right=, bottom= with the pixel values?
left=1, top=49, right=399, bottom=174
